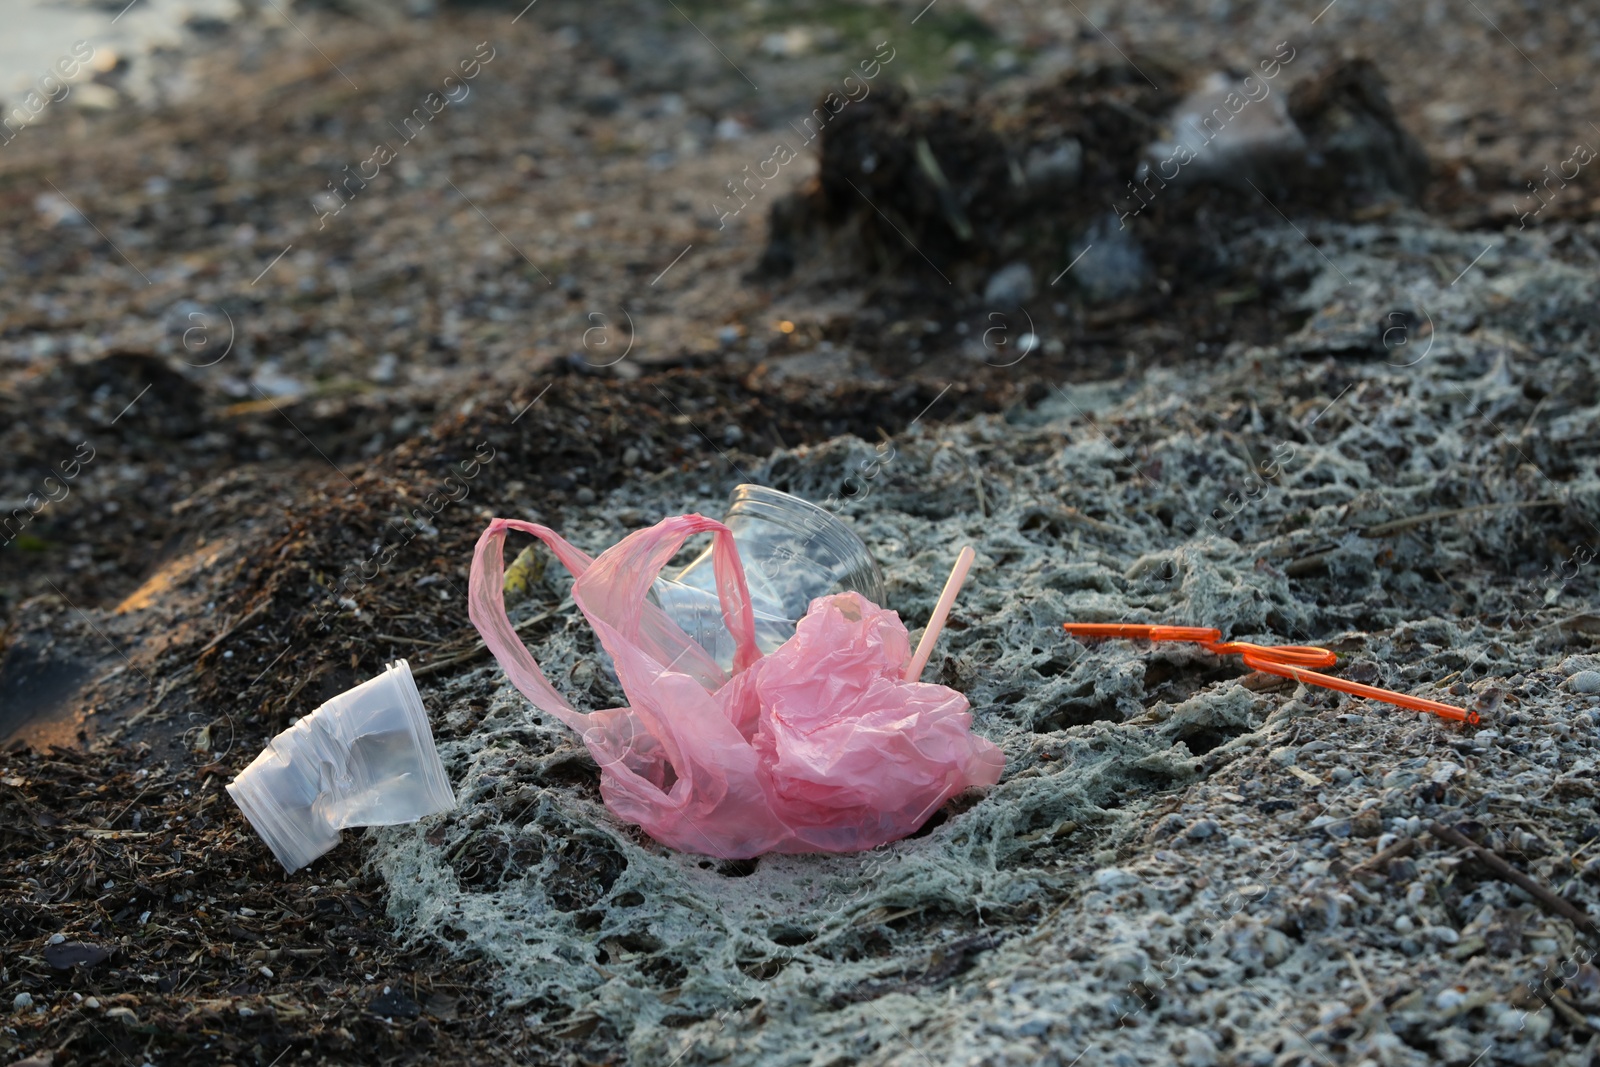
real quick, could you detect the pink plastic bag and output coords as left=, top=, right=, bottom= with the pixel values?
left=468, top=514, right=1005, bottom=858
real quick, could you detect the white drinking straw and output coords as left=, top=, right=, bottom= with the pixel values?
left=905, top=546, right=976, bottom=682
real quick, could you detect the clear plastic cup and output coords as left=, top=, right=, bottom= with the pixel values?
left=227, top=659, right=455, bottom=872
left=652, top=485, right=886, bottom=669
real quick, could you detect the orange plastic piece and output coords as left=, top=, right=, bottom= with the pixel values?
left=1061, top=623, right=1479, bottom=725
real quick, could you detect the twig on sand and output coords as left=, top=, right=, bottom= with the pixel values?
left=1428, top=821, right=1599, bottom=938
left=1349, top=835, right=1416, bottom=880
left=1360, top=499, right=1561, bottom=538
left=1537, top=984, right=1599, bottom=1031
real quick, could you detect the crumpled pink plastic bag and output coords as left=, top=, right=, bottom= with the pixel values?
left=468, top=514, right=1004, bottom=858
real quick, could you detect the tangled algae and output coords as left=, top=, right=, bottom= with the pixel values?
left=372, top=215, right=1600, bottom=1066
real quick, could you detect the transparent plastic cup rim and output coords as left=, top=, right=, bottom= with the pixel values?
left=728, top=485, right=883, bottom=572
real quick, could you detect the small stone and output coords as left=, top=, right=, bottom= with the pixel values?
left=574, top=487, right=597, bottom=505
left=621, top=446, right=641, bottom=467
left=106, top=1005, right=137, bottom=1023
left=85, top=997, right=100, bottom=1009
left=1566, top=671, right=1600, bottom=695
left=722, top=425, right=743, bottom=445
left=1149, top=813, right=1185, bottom=839
left=48, top=933, right=65, bottom=945
left=370, top=352, right=398, bottom=384
left=983, top=262, right=1036, bottom=306
left=1428, top=926, right=1461, bottom=946
left=13, top=992, right=33, bottom=1010
left=1068, top=214, right=1151, bottom=303
left=1023, top=139, right=1083, bottom=187
left=1261, top=928, right=1291, bottom=967
left=259, top=966, right=274, bottom=979
left=1179, top=1029, right=1219, bottom=1066
left=1435, top=988, right=1467, bottom=1011
left=1394, top=915, right=1415, bottom=934
left=1186, top=819, right=1218, bottom=840
left=1484, top=915, right=1523, bottom=953
left=1094, top=867, right=1140, bottom=890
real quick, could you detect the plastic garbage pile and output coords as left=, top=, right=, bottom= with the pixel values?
left=465, top=490, right=1004, bottom=858
left=227, top=485, right=1002, bottom=867
left=226, top=482, right=1475, bottom=870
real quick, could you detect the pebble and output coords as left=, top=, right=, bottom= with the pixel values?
left=259, top=965, right=274, bottom=979
left=85, top=997, right=100, bottom=1009
left=575, top=487, right=597, bottom=505
left=1566, top=670, right=1600, bottom=695
left=1147, top=72, right=1305, bottom=186
left=1069, top=214, right=1151, bottom=303
left=370, top=352, right=398, bottom=384
left=1151, top=813, right=1186, bottom=838
left=622, top=446, right=641, bottom=467
left=1186, top=819, right=1218, bottom=840
left=983, top=262, right=1037, bottom=306
left=48, top=933, right=65, bottom=944
left=1094, top=867, right=1141, bottom=890
left=1427, top=926, right=1460, bottom=945
left=13, top=992, right=33, bottom=1011
left=1179, top=1029, right=1220, bottom=1066
left=1435, top=988, right=1467, bottom=1011
left=1023, top=139, right=1083, bottom=187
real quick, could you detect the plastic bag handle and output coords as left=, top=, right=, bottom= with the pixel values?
left=468, top=516, right=761, bottom=727
left=467, top=518, right=599, bottom=730
left=571, top=513, right=762, bottom=678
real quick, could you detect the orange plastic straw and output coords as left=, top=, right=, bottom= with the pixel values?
left=1061, top=622, right=1479, bottom=724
